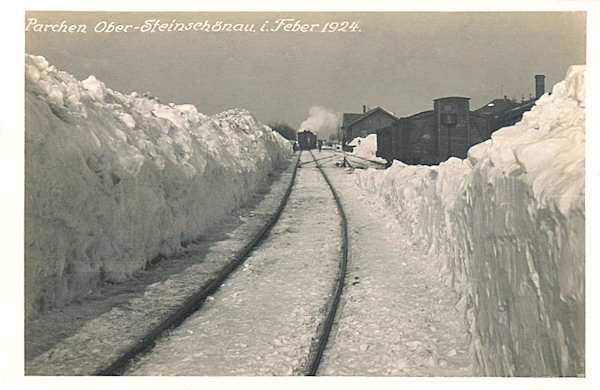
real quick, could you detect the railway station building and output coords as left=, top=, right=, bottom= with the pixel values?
left=371, top=75, right=546, bottom=165
left=341, top=106, right=399, bottom=143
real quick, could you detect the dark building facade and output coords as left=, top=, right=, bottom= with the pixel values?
left=377, top=97, right=489, bottom=165
left=475, top=97, right=538, bottom=132
left=376, top=75, right=545, bottom=165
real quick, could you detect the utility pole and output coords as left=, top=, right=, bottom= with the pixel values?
left=341, top=127, right=348, bottom=167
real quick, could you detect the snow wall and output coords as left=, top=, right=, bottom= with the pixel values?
left=24, top=54, right=292, bottom=319
left=356, top=66, right=585, bottom=376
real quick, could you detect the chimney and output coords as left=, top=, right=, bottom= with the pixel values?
left=362, top=105, right=367, bottom=113
left=535, top=75, right=545, bottom=99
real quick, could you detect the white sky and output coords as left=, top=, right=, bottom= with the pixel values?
left=24, top=11, right=585, bottom=128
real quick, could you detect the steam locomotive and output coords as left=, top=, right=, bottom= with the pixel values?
left=296, top=130, right=317, bottom=150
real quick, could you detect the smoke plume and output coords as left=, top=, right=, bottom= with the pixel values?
left=299, top=105, right=342, bottom=140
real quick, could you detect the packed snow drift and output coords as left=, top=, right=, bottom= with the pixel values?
left=350, top=134, right=386, bottom=163
left=356, top=66, right=585, bottom=376
left=25, top=54, right=292, bottom=319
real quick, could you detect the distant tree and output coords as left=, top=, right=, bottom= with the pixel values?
left=329, top=130, right=343, bottom=143
left=268, top=122, right=297, bottom=141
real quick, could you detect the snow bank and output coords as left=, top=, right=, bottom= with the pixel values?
left=356, top=66, right=585, bottom=376
left=351, top=134, right=386, bottom=163
left=347, top=136, right=362, bottom=147
left=25, top=54, right=292, bottom=319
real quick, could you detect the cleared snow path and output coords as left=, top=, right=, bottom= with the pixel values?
left=314, top=150, right=475, bottom=376
left=126, top=152, right=342, bottom=375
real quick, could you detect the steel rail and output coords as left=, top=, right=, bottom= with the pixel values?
left=332, top=149, right=388, bottom=167
left=304, top=150, right=349, bottom=376
left=95, top=152, right=302, bottom=376
left=298, top=153, right=338, bottom=166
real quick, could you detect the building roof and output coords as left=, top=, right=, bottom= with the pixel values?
left=475, top=98, right=520, bottom=116
left=405, top=109, right=434, bottom=120
left=502, top=99, right=536, bottom=118
left=342, top=113, right=364, bottom=127
left=433, top=96, right=471, bottom=102
left=475, top=97, right=537, bottom=118
left=342, top=106, right=399, bottom=129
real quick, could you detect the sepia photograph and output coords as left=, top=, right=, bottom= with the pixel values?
left=1, top=0, right=598, bottom=388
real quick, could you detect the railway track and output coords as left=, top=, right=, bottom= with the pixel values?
left=92, top=153, right=302, bottom=375
left=304, top=150, right=349, bottom=375
left=298, top=153, right=338, bottom=167
left=330, top=149, right=389, bottom=169
left=87, top=150, right=350, bottom=376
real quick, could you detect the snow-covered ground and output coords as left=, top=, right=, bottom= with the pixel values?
left=317, top=153, right=474, bottom=376
left=25, top=54, right=292, bottom=319
left=355, top=66, right=585, bottom=376
left=127, top=152, right=341, bottom=375
left=350, top=134, right=387, bottom=163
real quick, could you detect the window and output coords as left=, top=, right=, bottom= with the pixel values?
left=441, top=113, right=457, bottom=126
